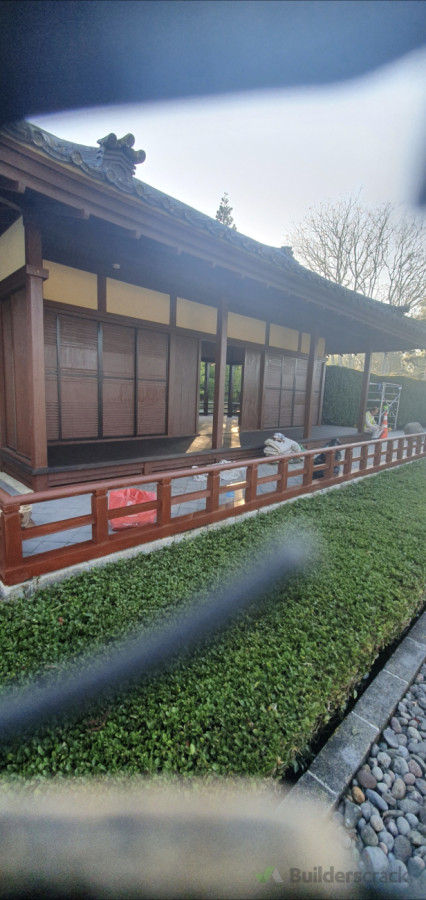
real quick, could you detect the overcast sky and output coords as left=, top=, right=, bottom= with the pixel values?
left=33, top=47, right=426, bottom=249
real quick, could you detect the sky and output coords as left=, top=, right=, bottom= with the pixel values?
left=32, top=47, right=426, bottom=249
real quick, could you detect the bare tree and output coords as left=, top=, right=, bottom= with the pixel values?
left=287, top=194, right=426, bottom=314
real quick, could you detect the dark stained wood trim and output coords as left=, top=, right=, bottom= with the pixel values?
left=97, top=322, right=103, bottom=438
left=258, top=348, right=266, bottom=430
left=170, top=294, right=177, bottom=328
left=303, top=332, right=319, bottom=440
left=358, top=350, right=372, bottom=433
left=212, top=299, right=228, bottom=449
left=0, top=303, right=5, bottom=449
left=24, top=219, right=48, bottom=469
left=97, top=274, right=106, bottom=314
left=318, top=359, right=326, bottom=426
left=0, top=264, right=49, bottom=300
left=56, top=315, right=62, bottom=441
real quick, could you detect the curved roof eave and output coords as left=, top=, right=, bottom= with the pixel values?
left=3, top=120, right=426, bottom=351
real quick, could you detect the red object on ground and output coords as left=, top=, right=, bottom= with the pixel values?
left=109, top=488, right=157, bottom=531
left=381, top=410, right=388, bottom=439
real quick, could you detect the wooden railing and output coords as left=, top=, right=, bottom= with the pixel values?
left=1, top=433, right=425, bottom=587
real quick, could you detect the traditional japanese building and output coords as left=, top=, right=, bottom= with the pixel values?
left=1, top=121, right=425, bottom=491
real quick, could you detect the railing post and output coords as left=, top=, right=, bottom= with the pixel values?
left=303, top=452, right=314, bottom=486
left=91, top=489, right=109, bottom=545
left=343, top=447, right=353, bottom=476
left=245, top=464, right=258, bottom=504
left=396, top=438, right=404, bottom=461
left=277, top=457, right=289, bottom=496
left=1, top=502, right=23, bottom=570
left=206, top=472, right=220, bottom=513
left=359, top=444, right=369, bottom=471
left=386, top=439, right=394, bottom=464
left=373, top=441, right=382, bottom=469
left=157, top=479, right=171, bottom=526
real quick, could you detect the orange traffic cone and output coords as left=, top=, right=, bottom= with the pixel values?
left=381, top=410, right=388, bottom=439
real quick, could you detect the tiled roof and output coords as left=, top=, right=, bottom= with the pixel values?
left=4, top=121, right=426, bottom=344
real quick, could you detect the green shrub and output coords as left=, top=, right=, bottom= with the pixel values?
left=323, top=366, right=426, bottom=428
left=0, top=461, right=424, bottom=780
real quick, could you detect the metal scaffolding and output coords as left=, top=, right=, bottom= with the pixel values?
left=368, top=381, right=402, bottom=431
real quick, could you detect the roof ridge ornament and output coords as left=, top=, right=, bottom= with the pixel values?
left=96, top=132, right=146, bottom=190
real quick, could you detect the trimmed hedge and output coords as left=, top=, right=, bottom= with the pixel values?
left=322, top=366, right=426, bottom=428
left=0, top=461, right=424, bottom=780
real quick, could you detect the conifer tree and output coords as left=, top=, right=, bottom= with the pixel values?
left=215, top=192, right=237, bottom=230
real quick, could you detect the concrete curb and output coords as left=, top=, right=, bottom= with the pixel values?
left=277, top=610, right=426, bottom=819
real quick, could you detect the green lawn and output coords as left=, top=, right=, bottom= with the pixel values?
left=0, top=460, right=424, bottom=780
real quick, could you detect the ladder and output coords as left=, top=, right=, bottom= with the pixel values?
left=367, top=381, right=402, bottom=431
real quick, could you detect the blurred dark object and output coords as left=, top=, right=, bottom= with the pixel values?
left=1, top=0, right=426, bottom=125
left=313, top=439, right=342, bottom=480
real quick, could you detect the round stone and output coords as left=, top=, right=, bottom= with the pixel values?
left=392, top=778, right=407, bottom=800
left=361, top=824, right=379, bottom=847
left=352, top=786, right=365, bottom=804
left=404, top=774, right=416, bottom=785
left=361, top=801, right=373, bottom=821
left=394, top=835, right=412, bottom=861
left=397, top=733, right=408, bottom=746
left=365, top=788, right=388, bottom=812
left=378, top=842, right=388, bottom=856
left=370, top=744, right=379, bottom=758
left=397, top=817, right=411, bottom=836
left=377, top=751, right=391, bottom=769
left=406, top=813, right=420, bottom=828
left=362, top=846, right=389, bottom=874
left=408, top=726, right=422, bottom=741
left=392, top=756, right=409, bottom=776
left=409, top=760, right=423, bottom=778
left=376, top=782, right=389, bottom=794
left=344, top=799, right=362, bottom=829
left=370, top=814, right=384, bottom=832
left=399, top=798, right=420, bottom=815
left=407, top=829, right=426, bottom=848
left=358, top=817, right=367, bottom=830
left=357, top=767, right=377, bottom=790
left=387, top=858, right=408, bottom=884
left=408, top=856, right=426, bottom=878
left=386, top=820, right=398, bottom=837
left=378, top=830, right=394, bottom=851
left=383, top=728, right=400, bottom=749
left=391, top=717, right=402, bottom=734
left=416, top=778, right=426, bottom=796
left=372, top=766, right=384, bottom=781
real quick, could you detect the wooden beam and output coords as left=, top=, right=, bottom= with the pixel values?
left=24, top=217, right=48, bottom=469
left=303, top=332, right=319, bottom=440
left=212, top=299, right=228, bottom=450
left=357, top=351, right=371, bottom=433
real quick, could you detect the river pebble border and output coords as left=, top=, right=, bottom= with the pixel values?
left=279, top=611, right=426, bottom=895
left=337, top=661, right=426, bottom=895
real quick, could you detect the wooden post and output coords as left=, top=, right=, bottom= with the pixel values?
left=157, top=479, right=171, bottom=526
left=357, top=351, right=371, bottom=433
left=203, top=362, right=210, bottom=416
left=212, top=300, right=228, bottom=450
left=91, top=489, right=109, bottom=544
left=227, top=364, right=234, bottom=417
left=24, top=218, right=48, bottom=470
left=245, top=464, right=258, bottom=503
left=303, top=333, right=319, bottom=440
left=1, top=502, right=23, bottom=570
